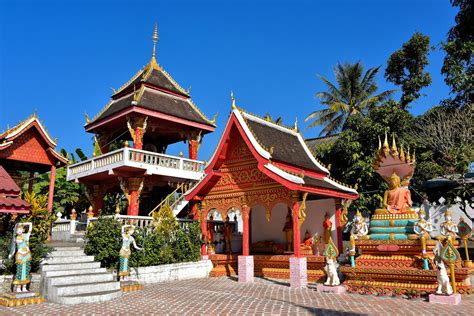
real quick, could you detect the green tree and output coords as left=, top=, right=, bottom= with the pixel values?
left=385, top=32, right=432, bottom=109
left=312, top=104, right=415, bottom=213
left=305, top=62, right=394, bottom=136
left=442, top=0, right=473, bottom=107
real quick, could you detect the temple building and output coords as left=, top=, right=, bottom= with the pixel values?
left=0, top=114, right=68, bottom=214
left=185, top=99, right=358, bottom=287
left=66, top=25, right=216, bottom=216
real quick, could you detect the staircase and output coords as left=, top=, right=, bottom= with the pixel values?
left=41, top=245, right=122, bottom=305
left=148, top=182, right=192, bottom=217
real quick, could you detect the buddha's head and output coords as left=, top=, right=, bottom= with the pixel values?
left=389, top=172, right=401, bottom=189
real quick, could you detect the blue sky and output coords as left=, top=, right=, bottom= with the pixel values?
left=0, top=0, right=457, bottom=161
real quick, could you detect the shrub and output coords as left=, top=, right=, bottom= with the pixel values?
left=84, top=217, right=122, bottom=268
left=84, top=216, right=202, bottom=269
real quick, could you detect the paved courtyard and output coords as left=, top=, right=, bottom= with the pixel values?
left=1, top=277, right=473, bottom=315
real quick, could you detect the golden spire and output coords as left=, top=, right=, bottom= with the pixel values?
left=399, top=144, right=405, bottom=161
left=378, top=135, right=381, bottom=150
left=406, top=147, right=411, bottom=163
left=231, top=91, right=236, bottom=109
left=151, top=23, right=159, bottom=59
left=383, top=131, right=389, bottom=149
left=391, top=133, right=398, bottom=154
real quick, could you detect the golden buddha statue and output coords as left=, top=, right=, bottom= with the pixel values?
left=439, top=210, right=459, bottom=240
left=381, top=172, right=413, bottom=214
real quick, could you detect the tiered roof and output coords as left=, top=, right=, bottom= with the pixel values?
left=85, top=29, right=215, bottom=131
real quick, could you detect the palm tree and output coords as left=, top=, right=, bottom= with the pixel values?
left=305, top=62, right=395, bottom=136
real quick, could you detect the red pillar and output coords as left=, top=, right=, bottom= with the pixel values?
left=47, top=165, right=56, bottom=213
left=335, top=199, right=343, bottom=254
left=292, top=201, right=301, bottom=257
left=126, top=177, right=143, bottom=216
left=188, top=139, right=198, bottom=160
left=242, top=205, right=250, bottom=256
left=201, top=212, right=208, bottom=257
left=133, top=127, right=144, bottom=149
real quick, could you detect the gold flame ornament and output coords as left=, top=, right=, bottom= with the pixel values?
left=441, top=236, right=461, bottom=294
left=324, top=236, right=339, bottom=260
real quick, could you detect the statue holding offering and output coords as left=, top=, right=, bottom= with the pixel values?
left=119, top=225, right=142, bottom=281
left=9, top=222, right=33, bottom=292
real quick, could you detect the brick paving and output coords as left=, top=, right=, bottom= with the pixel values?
left=1, top=277, right=473, bottom=315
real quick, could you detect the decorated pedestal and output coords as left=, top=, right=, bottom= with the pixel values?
left=120, top=280, right=144, bottom=292
left=0, top=292, right=45, bottom=307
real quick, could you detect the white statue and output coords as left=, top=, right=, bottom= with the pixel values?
left=350, top=211, right=368, bottom=239
left=119, top=225, right=142, bottom=281
left=440, top=210, right=458, bottom=239
left=435, top=260, right=453, bottom=295
left=324, top=258, right=340, bottom=286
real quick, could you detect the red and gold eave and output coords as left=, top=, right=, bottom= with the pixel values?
left=186, top=108, right=359, bottom=203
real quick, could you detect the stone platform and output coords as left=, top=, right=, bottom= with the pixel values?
left=316, top=284, right=347, bottom=294
left=209, top=254, right=325, bottom=282
left=341, top=240, right=472, bottom=295
left=429, top=293, right=462, bottom=305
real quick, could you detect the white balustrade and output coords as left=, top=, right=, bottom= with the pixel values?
left=67, top=148, right=205, bottom=181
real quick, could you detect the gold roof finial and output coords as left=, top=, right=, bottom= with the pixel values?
left=399, top=144, right=405, bottom=161
left=406, top=147, right=411, bottom=163
left=151, top=23, right=159, bottom=59
left=231, top=91, right=236, bottom=109
left=293, top=117, right=298, bottom=131
left=412, top=149, right=416, bottom=163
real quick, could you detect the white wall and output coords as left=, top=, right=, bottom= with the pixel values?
left=423, top=202, right=473, bottom=237
left=250, top=199, right=337, bottom=247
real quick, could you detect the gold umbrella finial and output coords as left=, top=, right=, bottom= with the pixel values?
left=151, top=23, right=159, bottom=59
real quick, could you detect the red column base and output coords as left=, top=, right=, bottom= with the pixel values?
left=290, top=257, right=307, bottom=288
left=238, top=255, right=254, bottom=283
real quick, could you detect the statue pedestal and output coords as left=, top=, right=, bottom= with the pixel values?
left=238, top=255, right=254, bottom=283
left=0, top=292, right=44, bottom=306
left=120, top=281, right=144, bottom=292
left=289, top=257, right=307, bottom=288
left=317, top=284, right=346, bottom=294
left=428, top=293, right=461, bottom=305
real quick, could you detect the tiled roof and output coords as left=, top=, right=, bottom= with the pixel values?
left=0, top=165, right=20, bottom=195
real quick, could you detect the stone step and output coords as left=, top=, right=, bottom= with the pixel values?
left=54, top=289, right=122, bottom=305
left=49, top=250, right=85, bottom=257
left=51, top=246, right=82, bottom=251
left=51, top=281, right=120, bottom=297
left=47, top=273, right=114, bottom=286
left=43, top=267, right=107, bottom=278
left=41, top=261, right=101, bottom=272
left=43, top=255, right=95, bottom=265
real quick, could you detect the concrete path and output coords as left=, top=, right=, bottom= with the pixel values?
left=1, top=277, right=473, bottom=315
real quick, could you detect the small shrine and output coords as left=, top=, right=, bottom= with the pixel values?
left=185, top=97, right=358, bottom=288
left=67, top=25, right=216, bottom=216
left=0, top=114, right=67, bottom=214
left=341, top=133, right=473, bottom=295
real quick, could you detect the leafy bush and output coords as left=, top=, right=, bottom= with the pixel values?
left=84, top=217, right=122, bottom=268
left=84, top=216, right=201, bottom=269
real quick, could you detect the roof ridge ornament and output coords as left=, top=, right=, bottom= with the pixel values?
left=231, top=91, right=237, bottom=109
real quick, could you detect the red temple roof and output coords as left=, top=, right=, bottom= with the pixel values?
left=0, top=115, right=68, bottom=167
left=186, top=107, right=358, bottom=201
left=0, top=165, right=30, bottom=214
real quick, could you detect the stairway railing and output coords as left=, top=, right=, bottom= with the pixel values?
left=148, top=182, right=191, bottom=217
